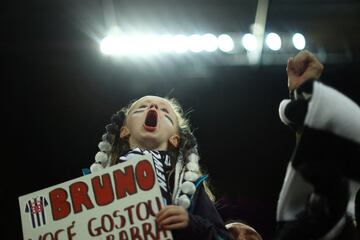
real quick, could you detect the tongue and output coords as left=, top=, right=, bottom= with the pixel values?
left=144, top=110, right=157, bottom=131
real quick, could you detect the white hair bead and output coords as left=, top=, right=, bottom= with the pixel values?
left=180, top=181, right=196, bottom=195
left=184, top=171, right=199, bottom=182
left=101, top=134, right=107, bottom=141
left=95, top=151, right=108, bottom=163
left=186, top=161, right=199, bottom=172
left=98, top=141, right=112, bottom=152
left=178, top=194, right=191, bottom=209
left=102, top=133, right=115, bottom=143
left=90, top=163, right=103, bottom=173
left=188, top=153, right=199, bottom=163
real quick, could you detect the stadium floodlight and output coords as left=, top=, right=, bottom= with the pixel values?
left=265, top=32, right=281, bottom=51
left=242, top=33, right=258, bottom=52
left=158, top=34, right=174, bottom=52
left=173, top=34, right=189, bottom=53
left=218, top=34, right=234, bottom=52
left=202, top=33, right=218, bottom=52
left=100, top=36, right=116, bottom=55
left=292, top=33, right=306, bottom=50
left=188, top=34, right=204, bottom=53
left=100, top=36, right=128, bottom=55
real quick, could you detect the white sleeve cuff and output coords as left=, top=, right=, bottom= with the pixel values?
left=279, top=99, right=292, bottom=126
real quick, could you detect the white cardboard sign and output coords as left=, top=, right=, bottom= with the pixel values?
left=19, top=154, right=173, bottom=240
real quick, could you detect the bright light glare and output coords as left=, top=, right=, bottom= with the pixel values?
left=265, top=32, right=282, bottom=51
left=242, top=33, right=257, bottom=52
left=100, top=36, right=129, bottom=55
left=100, top=32, right=233, bottom=55
left=218, top=34, right=234, bottom=52
left=158, top=34, right=174, bottom=52
left=100, top=35, right=159, bottom=55
left=143, top=35, right=160, bottom=53
left=188, top=34, right=203, bottom=53
left=109, top=26, right=121, bottom=35
left=292, top=33, right=306, bottom=50
left=202, top=33, right=218, bottom=52
left=173, top=34, right=188, bottom=53
left=127, top=35, right=156, bottom=54
left=100, top=36, right=116, bottom=55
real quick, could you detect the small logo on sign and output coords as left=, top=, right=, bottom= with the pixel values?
left=24, top=196, right=49, bottom=229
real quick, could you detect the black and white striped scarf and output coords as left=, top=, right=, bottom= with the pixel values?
left=118, top=148, right=173, bottom=206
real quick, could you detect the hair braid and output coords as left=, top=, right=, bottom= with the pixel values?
left=90, top=109, right=128, bottom=172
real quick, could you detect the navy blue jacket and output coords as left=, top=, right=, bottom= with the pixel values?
left=172, top=183, right=232, bottom=240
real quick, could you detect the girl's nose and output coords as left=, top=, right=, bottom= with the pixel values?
left=149, top=104, right=158, bottom=109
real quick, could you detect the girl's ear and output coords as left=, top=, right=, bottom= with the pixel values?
left=169, top=135, right=180, bottom=148
left=120, top=126, right=130, bottom=139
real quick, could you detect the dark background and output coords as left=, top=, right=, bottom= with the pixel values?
left=3, top=0, right=360, bottom=239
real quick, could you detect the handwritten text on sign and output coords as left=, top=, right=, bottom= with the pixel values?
left=19, top=154, right=173, bottom=240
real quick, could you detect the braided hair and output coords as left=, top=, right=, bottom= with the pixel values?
left=90, top=96, right=215, bottom=202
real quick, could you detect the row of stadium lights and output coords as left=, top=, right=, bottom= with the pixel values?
left=100, top=32, right=306, bottom=55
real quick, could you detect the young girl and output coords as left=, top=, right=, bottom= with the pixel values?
left=89, top=96, right=232, bottom=239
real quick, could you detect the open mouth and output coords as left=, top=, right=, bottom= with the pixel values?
left=143, top=110, right=158, bottom=132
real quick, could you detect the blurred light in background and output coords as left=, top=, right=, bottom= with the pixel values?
left=173, top=34, right=189, bottom=53
left=158, top=34, right=173, bottom=52
left=242, top=33, right=258, bottom=52
left=100, top=31, right=235, bottom=55
left=188, top=34, right=204, bottom=53
left=99, top=28, right=324, bottom=65
left=100, top=35, right=160, bottom=55
left=265, top=32, right=281, bottom=51
left=100, top=36, right=118, bottom=55
left=202, top=34, right=218, bottom=52
left=217, top=34, right=235, bottom=52
left=292, top=33, right=306, bottom=50
left=99, top=28, right=305, bottom=56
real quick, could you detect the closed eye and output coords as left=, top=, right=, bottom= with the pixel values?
left=133, top=105, right=147, bottom=114
left=161, top=108, right=169, bottom=113
left=165, top=115, right=174, bottom=125
left=160, top=108, right=174, bottom=124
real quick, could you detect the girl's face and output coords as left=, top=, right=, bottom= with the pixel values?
left=120, top=96, right=180, bottom=151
